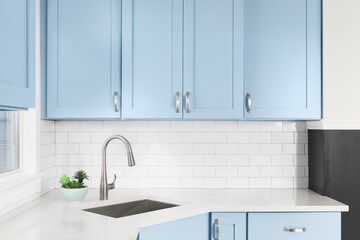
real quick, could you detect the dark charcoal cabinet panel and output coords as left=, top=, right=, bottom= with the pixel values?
left=309, top=130, right=360, bottom=240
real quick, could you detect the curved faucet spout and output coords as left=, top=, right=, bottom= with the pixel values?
left=100, top=135, right=136, bottom=200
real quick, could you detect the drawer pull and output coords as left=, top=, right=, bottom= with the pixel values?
left=283, top=227, right=307, bottom=233
left=215, top=219, right=219, bottom=240
left=114, top=91, right=119, bottom=112
left=186, top=92, right=190, bottom=113
left=175, top=92, right=180, bottom=113
left=246, top=92, right=251, bottom=113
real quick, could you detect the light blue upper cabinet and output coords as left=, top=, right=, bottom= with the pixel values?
left=122, top=0, right=183, bottom=119
left=0, top=0, right=35, bottom=110
left=45, top=0, right=121, bottom=119
left=183, top=0, right=244, bottom=120
left=244, top=0, right=321, bottom=120
left=211, top=213, right=247, bottom=240
left=138, top=214, right=209, bottom=240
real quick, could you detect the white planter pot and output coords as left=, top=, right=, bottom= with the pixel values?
left=61, top=187, right=88, bottom=203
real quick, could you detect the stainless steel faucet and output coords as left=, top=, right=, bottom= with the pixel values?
left=100, top=135, right=136, bottom=200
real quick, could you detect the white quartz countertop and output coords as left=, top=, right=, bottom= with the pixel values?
left=0, top=189, right=348, bottom=240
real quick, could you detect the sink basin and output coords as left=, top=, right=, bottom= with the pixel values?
left=83, top=199, right=178, bottom=218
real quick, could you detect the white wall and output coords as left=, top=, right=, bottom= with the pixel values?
left=308, top=0, right=360, bottom=129
left=51, top=121, right=308, bottom=189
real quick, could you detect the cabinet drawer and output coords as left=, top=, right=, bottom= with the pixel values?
left=248, top=212, right=341, bottom=240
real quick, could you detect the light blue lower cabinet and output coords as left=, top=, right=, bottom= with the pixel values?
left=248, top=212, right=341, bottom=240
left=211, top=212, right=247, bottom=240
left=138, top=212, right=341, bottom=240
left=138, top=214, right=210, bottom=240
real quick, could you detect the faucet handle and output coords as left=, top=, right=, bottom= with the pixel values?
left=108, top=174, right=117, bottom=190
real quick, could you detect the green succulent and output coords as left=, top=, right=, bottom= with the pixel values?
left=59, top=170, right=89, bottom=189
left=59, top=174, right=70, bottom=187
left=73, top=170, right=89, bottom=184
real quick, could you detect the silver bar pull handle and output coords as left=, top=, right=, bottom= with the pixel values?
left=246, top=92, right=251, bottom=113
left=215, top=219, right=219, bottom=240
left=283, top=227, right=306, bottom=233
left=114, top=91, right=119, bottom=112
left=176, top=92, right=180, bottom=113
left=186, top=92, right=190, bottom=113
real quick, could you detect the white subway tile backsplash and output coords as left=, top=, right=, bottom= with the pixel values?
left=204, top=178, right=227, bottom=188
left=238, top=144, right=260, bottom=154
left=227, top=178, right=248, bottom=188
left=137, top=132, right=160, bottom=143
left=182, top=178, right=204, bottom=188
left=182, top=132, right=204, bottom=143
left=215, top=121, right=238, bottom=132
left=249, top=178, right=271, bottom=188
left=283, top=144, right=305, bottom=155
left=260, top=122, right=283, bottom=132
left=171, top=166, right=193, bottom=177
left=216, top=166, right=237, bottom=177
left=250, top=133, right=271, bottom=143
left=170, top=144, right=193, bottom=154
left=193, top=166, right=216, bottom=177
left=55, top=132, right=68, bottom=143
left=80, top=121, right=103, bottom=131
left=41, top=121, right=309, bottom=192
left=158, top=178, right=182, bottom=188
left=159, top=132, right=182, bottom=143
left=238, top=122, right=260, bottom=132
left=193, top=144, right=215, bottom=154
left=227, top=133, right=249, bottom=143
left=271, top=178, right=294, bottom=188
left=260, top=167, right=283, bottom=177
left=216, top=144, right=237, bottom=154
left=204, top=132, right=227, bottom=143
left=260, top=144, right=282, bottom=154
left=271, top=133, right=293, bottom=143
left=238, top=167, right=261, bottom=177
left=272, top=155, right=293, bottom=166
left=205, top=155, right=227, bottom=165
left=282, top=121, right=306, bottom=132
left=182, top=155, right=204, bottom=166
left=171, top=122, right=193, bottom=131
left=56, top=143, right=79, bottom=155
left=227, top=155, right=248, bottom=166
left=249, top=155, right=271, bottom=166
left=69, top=132, right=91, bottom=143
left=148, top=121, right=171, bottom=132
left=193, top=121, right=216, bottom=132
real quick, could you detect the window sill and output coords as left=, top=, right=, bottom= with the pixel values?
left=0, top=172, right=41, bottom=192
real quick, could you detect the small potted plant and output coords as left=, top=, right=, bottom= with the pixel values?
left=59, top=170, right=89, bottom=203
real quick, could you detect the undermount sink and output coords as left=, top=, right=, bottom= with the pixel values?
left=83, top=199, right=179, bottom=218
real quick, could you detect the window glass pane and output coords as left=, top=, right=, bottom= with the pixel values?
left=0, top=111, right=19, bottom=174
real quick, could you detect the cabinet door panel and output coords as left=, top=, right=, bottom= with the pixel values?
left=122, top=0, right=183, bottom=119
left=46, top=0, right=121, bottom=119
left=211, top=213, right=246, bottom=240
left=183, top=0, right=243, bottom=119
left=244, top=0, right=321, bottom=120
left=0, top=0, right=35, bottom=110
left=248, top=212, right=341, bottom=240
left=138, top=214, right=209, bottom=240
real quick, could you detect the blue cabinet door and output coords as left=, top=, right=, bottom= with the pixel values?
left=183, top=0, right=244, bottom=120
left=211, top=213, right=247, bottom=240
left=122, top=0, right=183, bottom=119
left=0, top=0, right=35, bottom=110
left=138, top=214, right=209, bottom=240
left=46, top=0, right=121, bottom=119
left=248, top=212, right=341, bottom=240
left=244, top=0, right=321, bottom=120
